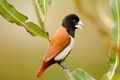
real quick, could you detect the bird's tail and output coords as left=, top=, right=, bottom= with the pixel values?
left=36, top=60, right=53, bottom=78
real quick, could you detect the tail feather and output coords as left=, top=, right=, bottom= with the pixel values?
left=36, top=61, right=48, bottom=78
left=36, top=60, right=54, bottom=78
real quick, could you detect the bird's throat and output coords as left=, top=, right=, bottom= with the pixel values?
left=67, top=29, right=75, bottom=38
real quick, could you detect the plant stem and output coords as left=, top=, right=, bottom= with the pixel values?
left=32, top=0, right=45, bottom=30
left=115, top=0, right=120, bottom=49
left=32, top=0, right=50, bottom=41
left=109, top=0, right=120, bottom=79
left=43, top=0, right=46, bottom=16
left=63, top=68, right=75, bottom=80
left=59, top=63, right=75, bottom=80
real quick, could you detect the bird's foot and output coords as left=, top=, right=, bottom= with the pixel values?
left=60, top=64, right=68, bottom=71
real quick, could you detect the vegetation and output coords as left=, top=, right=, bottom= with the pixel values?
left=0, top=0, right=119, bottom=80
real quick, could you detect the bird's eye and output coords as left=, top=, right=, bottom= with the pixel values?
left=72, top=19, right=76, bottom=23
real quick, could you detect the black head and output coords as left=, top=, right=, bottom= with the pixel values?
left=62, top=14, right=80, bottom=37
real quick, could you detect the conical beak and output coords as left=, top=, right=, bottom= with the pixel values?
left=75, top=20, right=83, bottom=29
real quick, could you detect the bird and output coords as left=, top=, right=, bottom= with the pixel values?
left=36, top=14, right=83, bottom=78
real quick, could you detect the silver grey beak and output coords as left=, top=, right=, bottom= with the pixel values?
left=75, top=20, right=83, bottom=29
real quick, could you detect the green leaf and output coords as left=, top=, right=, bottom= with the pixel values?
left=0, top=0, right=48, bottom=39
left=72, top=68, right=95, bottom=80
left=38, top=0, right=51, bottom=15
left=0, top=0, right=27, bottom=26
left=26, top=22, right=48, bottom=38
left=102, top=54, right=119, bottom=80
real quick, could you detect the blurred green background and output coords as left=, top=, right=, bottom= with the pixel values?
left=0, top=0, right=119, bottom=80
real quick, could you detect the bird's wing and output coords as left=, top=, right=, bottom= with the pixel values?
left=44, top=27, right=71, bottom=62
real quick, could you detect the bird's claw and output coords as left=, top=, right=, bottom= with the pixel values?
left=60, top=64, right=67, bottom=71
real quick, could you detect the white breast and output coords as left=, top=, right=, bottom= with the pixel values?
left=54, top=36, right=75, bottom=61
